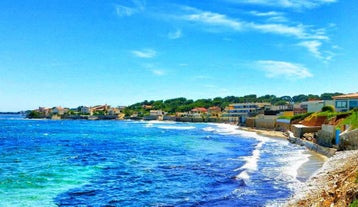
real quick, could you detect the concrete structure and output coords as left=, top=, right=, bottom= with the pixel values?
left=276, top=118, right=291, bottom=131
left=291, top=124, right=322, bottom=138
left=316, top=125, right=336, bottom=147
left=333, top=92, right=358, bottom=112
left=254, top=115, right=277, bottom=129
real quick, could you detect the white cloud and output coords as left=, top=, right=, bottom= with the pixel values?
left=256, top=60, right=313, bottom=79
left=115, top=5, right=136, bottom=17
left=297, top=40, right=322, bottom=59
left=168, top=29, right=183, bottom=39
left=114, top=0, right=145, bottom=17
left=249, top=11, right=282, bottom=17
left=180, top=7, right=329, bottom=40
left=131, top=49, right=157, bottom=58
left=142, top=63, right=166, bottom=76
left=182, top=10, right=242, bottom=31
left=226, top=0, right=337, bottom=9
left=249, top=11, right=288, bottom=22
left=151, top=69, right=165, bottom=76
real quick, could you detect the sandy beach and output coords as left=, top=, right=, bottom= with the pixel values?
left=238, top=126, right=289, bottom=139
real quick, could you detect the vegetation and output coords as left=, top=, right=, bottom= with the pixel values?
left=322, top=105, right=335, bottom=112
left=125, top=93, right=342, bottom=116
left=287, top=112, right=313, bottom=123
left=350, top=199, right=358, bottom=207
left=27, top=110, right=43, bottom=119
left=340, top=111, right=358, bottom=130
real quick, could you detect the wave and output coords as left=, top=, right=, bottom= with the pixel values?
left=157, top=125, right=196, bottom=130
left=234, top=140, right=265, bottom=182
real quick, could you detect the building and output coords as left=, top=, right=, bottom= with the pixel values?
left=333, top=92, right=358, bottom=112
left=293, top=100, right=335, bottom=114
left=190, top=107, right=207, bottom=118
left=52, top=106, right=67, bottom=115
left=80, top=106, right=93, bottom=115
left=222, top=103, right=264, bottom=123
left=207, top=106, right=222, bottom=118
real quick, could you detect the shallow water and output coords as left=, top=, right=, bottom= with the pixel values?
left=0, top=115, right=323, bottom=206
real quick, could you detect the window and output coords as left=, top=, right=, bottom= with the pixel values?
left=349, top=100, right=358, bottom=109
left=336, top=100, right=348, bottom=108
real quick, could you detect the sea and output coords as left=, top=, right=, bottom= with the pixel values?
left=0, top=114, right=324, bottom=207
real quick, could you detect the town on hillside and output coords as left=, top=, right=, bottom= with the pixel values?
left=26, top=92, right=358, bottom=151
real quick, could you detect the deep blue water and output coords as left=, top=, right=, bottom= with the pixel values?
left=0, top=115, right=316, bottom=206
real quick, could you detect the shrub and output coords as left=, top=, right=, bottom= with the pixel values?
left=322, top=105, right=335, bottom=112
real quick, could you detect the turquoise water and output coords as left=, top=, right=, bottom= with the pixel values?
left=0, top=115, right=317, bottom=206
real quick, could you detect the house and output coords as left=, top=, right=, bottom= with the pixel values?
left=333, top=92, right=358, bottom=112
left=208, top=106, right=222, bottom=118
left=80, top=106, right=93, bottom=115
left=190, top=107, right=207, bottom=118
left=52, top=106, right=67, bottom=115
left=150, top=110, right=164, bottom=116
left=294, top=100, right=334, bottom=114
left=108, top=107, right=121, bottom=115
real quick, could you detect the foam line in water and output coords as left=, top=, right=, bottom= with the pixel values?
left=157, top=125, right=196, bottom=130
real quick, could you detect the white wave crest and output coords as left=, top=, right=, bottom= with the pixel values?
left=157, top=125, right=196, bottom=130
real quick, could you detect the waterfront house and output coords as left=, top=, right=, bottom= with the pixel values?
left=52, top=107, right=66, bottom=115
left=190, top=108, right=208, bottom=118
left=333, top=92, right=358, bottom=112
left=208, top=106, right=222, bottom=118
left=80, top=106, right=93, bottom=115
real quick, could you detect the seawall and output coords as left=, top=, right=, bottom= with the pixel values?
left=287, top=136, right=337, bottom=157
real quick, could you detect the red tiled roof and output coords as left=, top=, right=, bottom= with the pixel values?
left=191, top=107, right=207, bottom=112
left=333, top=92, right=358, bottom=99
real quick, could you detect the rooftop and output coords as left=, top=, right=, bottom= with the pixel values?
left=332, top=92, right=358, bottom=99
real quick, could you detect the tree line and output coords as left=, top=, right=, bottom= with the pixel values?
left=124, top=92, right=343, bottom=116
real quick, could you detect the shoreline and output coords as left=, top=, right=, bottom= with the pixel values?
left=285, top=150, right=358, bottom=206
left=236, top=126, right=358, bottom=206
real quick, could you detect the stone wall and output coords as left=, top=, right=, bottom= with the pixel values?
left=339, top=129, right=358, bottom=150
left=316, top=125, right=336, bottom=147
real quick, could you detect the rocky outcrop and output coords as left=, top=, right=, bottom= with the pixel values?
left=285, top=150, right=358, bottom=207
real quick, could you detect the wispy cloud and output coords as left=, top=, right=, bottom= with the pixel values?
left=179, top=7, right=328, bottom=40
left=178, top=7, right=331, bottom=61
left=168, top=29, right=183, bottom=39
left=114, top=0, right=145, bottom=17
left=142, top=63, right=166, bottom=76
left=225, top=0, right=337, bottom=9
left=297, top=40, right=322, bottom=59
left=131, top=49, right=157, bottom=58
left=182, top=8, right=243, bottom=31
left=249, top=11, right=288, bottom=22
left=256, top=60, right=313, bottom=79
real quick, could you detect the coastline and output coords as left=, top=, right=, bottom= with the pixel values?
left=285, top=150, right=358, bottom=206
left=238, top=125, right=358, bottom=206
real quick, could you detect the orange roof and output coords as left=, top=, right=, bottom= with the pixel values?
left=333, top=92, right=358, bottom=99
left=191, top=107, right=207, bottom=112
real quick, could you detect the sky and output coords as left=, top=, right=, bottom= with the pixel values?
left=1, top=0, right=357, bottom=111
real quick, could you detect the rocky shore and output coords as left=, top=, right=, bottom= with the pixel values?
left=285, top=150, right=358, bottom=207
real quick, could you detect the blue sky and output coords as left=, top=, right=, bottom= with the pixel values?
left=0, top=0, right=357, bottom=111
